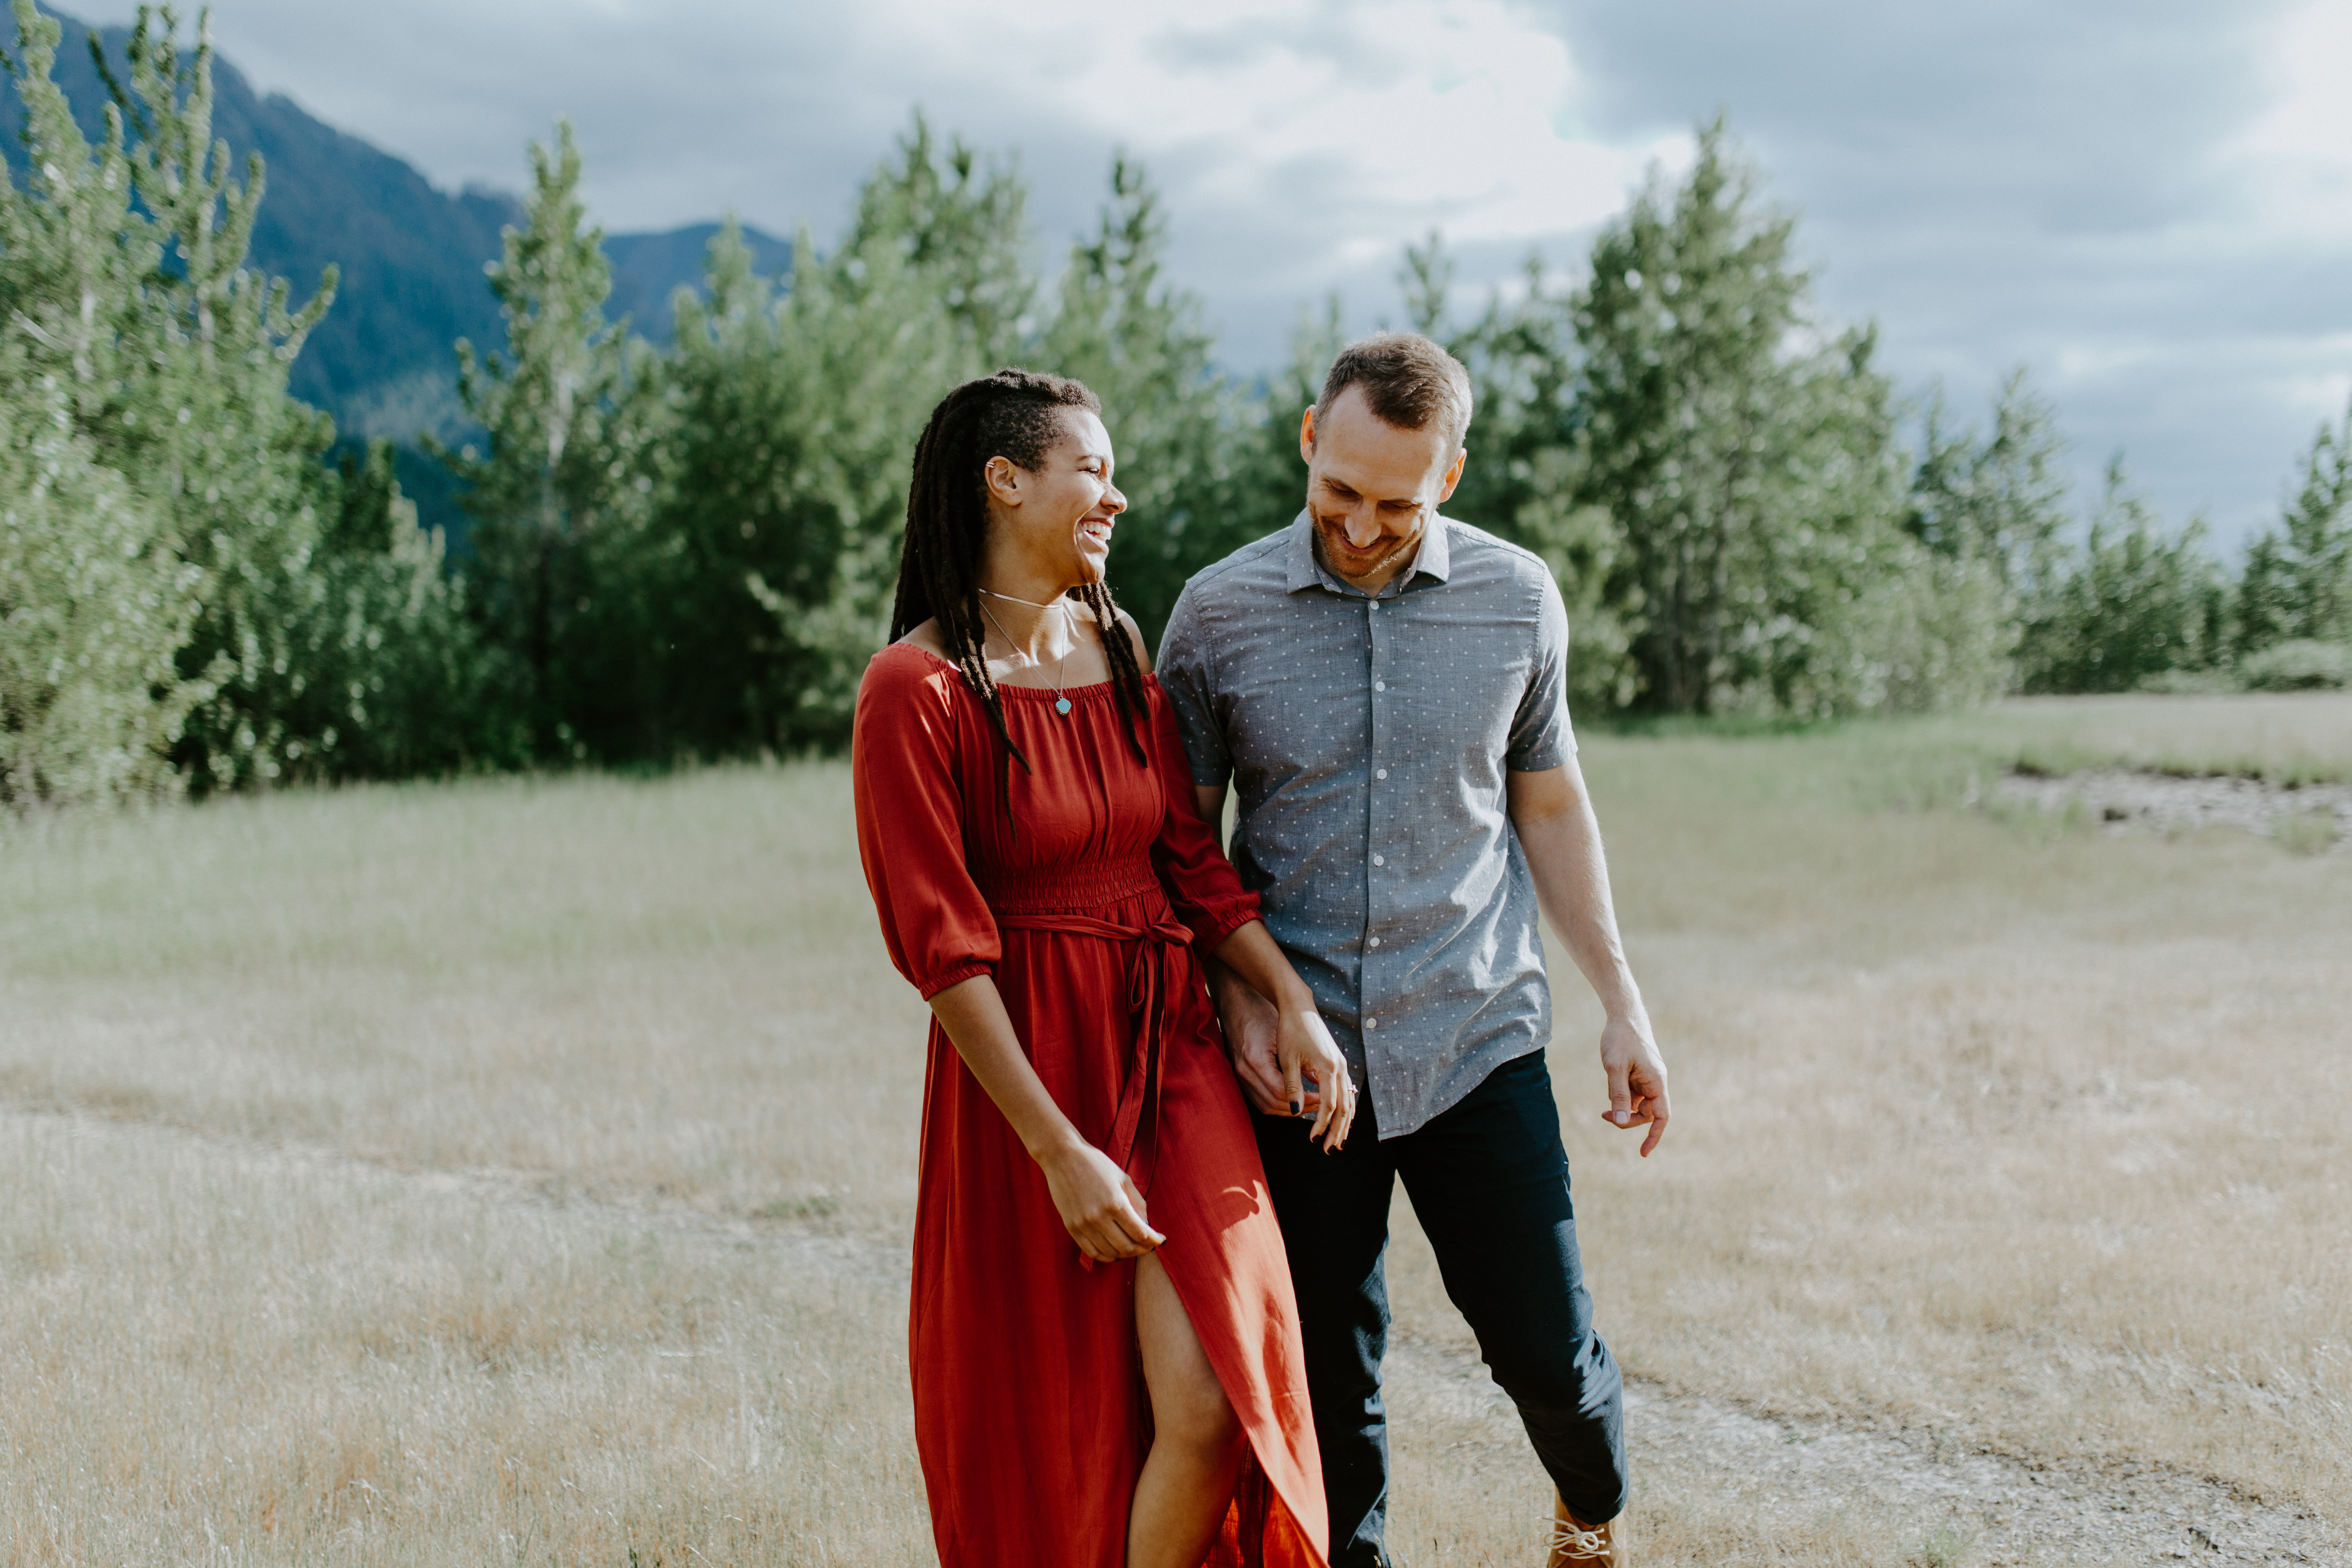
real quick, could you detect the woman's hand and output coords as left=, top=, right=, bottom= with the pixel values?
left=1277, top=1002, right=1357, bottom=1152
left=1037, top=1139, right=1165, bottom=1262
left=1206, top=919, right=1360, bottom=1152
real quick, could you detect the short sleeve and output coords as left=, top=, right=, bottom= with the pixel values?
left=1146, top=683, right=1261, bottom=953
left=852, top=647, right=1001, bottom=999
left=1506, top=574, right=1577, bottom=772
left=1154, top=586, right=1233, bottom=788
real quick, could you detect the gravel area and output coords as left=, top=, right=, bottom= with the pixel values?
left=1996, top=769, right=2352, bottom=852
left=1387, top=1331, right=2339, bottom=1566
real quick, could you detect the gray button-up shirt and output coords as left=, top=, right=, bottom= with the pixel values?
left=1156, top=510, right=1575, bottom=1138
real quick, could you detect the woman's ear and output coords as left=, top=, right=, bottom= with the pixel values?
left=982, top=455, right=1025, bottom=510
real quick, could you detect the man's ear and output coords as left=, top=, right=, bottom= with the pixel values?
left=1297, top=407, right=1316, bottom=466
left=983, top=455, right=1025, bottom=509
left=1437, top=445, right=1467, bottom=504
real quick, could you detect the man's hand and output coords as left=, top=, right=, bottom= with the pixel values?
left=1209, top=965, right=1299, bottom=1117
left=1599, top=1011, right=1670, bottom=1157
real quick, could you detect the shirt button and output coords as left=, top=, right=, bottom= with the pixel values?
left=1376, top=768, right=1388, bottom=780
left=1365, top=1016, right=1378, bottom=1030
left=1368, top=936, right=1381, bottom=949
left=1374, top=680, right=1386, bottom=692
left=1372, top=854, right=1385, bottom=866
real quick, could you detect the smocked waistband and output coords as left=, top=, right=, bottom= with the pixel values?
left=977, top=855, right=1161, bottom=915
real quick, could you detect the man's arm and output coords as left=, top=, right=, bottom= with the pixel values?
left=1507, top=758, right=1670, bottom=1156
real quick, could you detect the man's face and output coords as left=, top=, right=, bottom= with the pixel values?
left=1299, top=385, right=1466, bottom=592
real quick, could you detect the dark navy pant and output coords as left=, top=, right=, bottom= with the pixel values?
left=1254, top=1048, right=1626, bottom=1567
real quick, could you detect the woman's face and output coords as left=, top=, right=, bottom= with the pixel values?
left=986, top=408, right=1126, bottom=587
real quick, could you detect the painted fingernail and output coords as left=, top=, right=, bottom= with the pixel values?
left=1290, top=1098, right=1302, bottom=1116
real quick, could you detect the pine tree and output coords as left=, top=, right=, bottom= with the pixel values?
left=1214, top=294, right=1345, bottom=574
left=1908, top=370, right=2071, bottom=599
left=1038, top=155, right=1237, bottom=647
left=2236, top=398, right=2352, bottom=655
left=0, top=346, right=203, bottom=805
left=276, top=441, right=518, bottom=779
left=435, top=120, right=665, bottom=760
left=2016, top=460, right=2225, bottom=693
left=2, top=1, right=374, bottom=793
left=839, top=113, right=1035, bottom=363
left=1570, top=120, right=1981, bottom=715
left=1421, top=239, right=1637, bottom=710
left=115, top=11, right=346, bottom=786
left=663, top=218, right=977, bottom=752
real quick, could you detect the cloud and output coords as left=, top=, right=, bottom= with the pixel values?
left=1546, top=0, right=2352, bottom=542
left=65, top=1, right=1668, bottom=368
left=58, top=0, right=2352, bottom=543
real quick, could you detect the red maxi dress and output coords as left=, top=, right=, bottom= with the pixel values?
left=852, top=642, right=1329, bottom=1568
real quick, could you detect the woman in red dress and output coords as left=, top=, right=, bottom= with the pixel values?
left=853, top=370, right=1354, bottom=1568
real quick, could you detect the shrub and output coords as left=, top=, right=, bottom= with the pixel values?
left=2237, top=639, right=2352, bottom=692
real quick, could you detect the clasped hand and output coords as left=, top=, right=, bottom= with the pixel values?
left=1213, top=979, right=1359, bottom=1153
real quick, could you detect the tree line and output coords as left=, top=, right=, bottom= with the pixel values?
left=4, top=4, right=2349, bottom=809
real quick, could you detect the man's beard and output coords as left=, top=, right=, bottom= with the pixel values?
left=1310, top=504, right=1423, bottom=582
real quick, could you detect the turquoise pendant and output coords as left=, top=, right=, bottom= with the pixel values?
left=1054, top=697, right=1073, bottom=715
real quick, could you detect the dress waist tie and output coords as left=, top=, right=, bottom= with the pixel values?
left=993, top=909, right=1196, bottom=1269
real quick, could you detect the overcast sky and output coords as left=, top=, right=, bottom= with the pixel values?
left=65, top=0, right=2352, bottom=547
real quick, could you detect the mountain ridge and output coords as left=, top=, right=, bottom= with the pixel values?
left=2, top=4, right=791, bottom=455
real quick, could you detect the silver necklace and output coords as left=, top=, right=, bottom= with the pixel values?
left=978, top=586, right=1070, bottom=610
left=978, top=596, right=1077, bottom=715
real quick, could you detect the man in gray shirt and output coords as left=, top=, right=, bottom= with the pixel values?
left=1157, top=332, right=1670, bottom=1567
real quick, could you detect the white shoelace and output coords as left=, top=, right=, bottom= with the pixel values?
left=1549, top=1520, right=1613, bottom=1561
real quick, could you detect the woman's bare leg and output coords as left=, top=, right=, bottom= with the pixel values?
left=1129, top=1250, right=1251, bottom=1568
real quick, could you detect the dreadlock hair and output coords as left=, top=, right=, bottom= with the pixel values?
left=890, top=370, right=1152, bottom=815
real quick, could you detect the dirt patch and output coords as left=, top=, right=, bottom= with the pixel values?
left=1387, top=1332, right=2336, bottom=1565
left=1997, top=769, right=2352, bottom=853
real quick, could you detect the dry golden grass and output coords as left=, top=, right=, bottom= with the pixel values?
left=1930, top=689, right=2352, bottom=784
left=0, top=768, right=924, bottom=1225
left=3, top=691, right=2348, bottom=1565
left=0, top=1111, right=931, bottom=1564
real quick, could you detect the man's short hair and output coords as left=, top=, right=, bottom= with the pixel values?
left=1315, top=331, right=1474, bottom=451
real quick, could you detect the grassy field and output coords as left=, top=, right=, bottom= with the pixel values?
left=3, top=693, right=2348, bottom=1564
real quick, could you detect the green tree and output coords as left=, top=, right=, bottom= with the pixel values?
left=1214, top=296, right=1345, bottom=577
left=0, top=356, right=204, bottom=806
left=275, top=441, right=518, bottom=780
left=1570, top=120, right=1989, bottom=715
left=1039, top=155, right=1240, bottom=647
left=434, top=120, right=666, bottom=761
left=661, top=218, right=979, bottom=753
left=1908, top=370, right=2072, bottom=599
left=3, top=2, right=349, bottom=791
left=839, top=113, right=1035, bottom=363
left=2236, top=397, right=2352, bottom=655
left=1416, top=238, right=1638, bottom=711
left=2017, top=460, right=2225, bottom=693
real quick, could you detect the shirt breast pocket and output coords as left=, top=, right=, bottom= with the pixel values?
left=1396, top=621, right=1531, bottom=785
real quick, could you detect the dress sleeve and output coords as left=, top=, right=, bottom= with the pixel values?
left=1145, top=679, right=1262, bottom=954
left=852, top=648, right=1000, bottom=999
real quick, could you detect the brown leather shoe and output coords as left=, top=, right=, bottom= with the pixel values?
left=1547, top=1492, right=1627, bottom=1566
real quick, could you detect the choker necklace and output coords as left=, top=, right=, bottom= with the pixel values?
left=977, top=596, right=1077, bottom=715
left=978, top=586, right=1072, bottom=610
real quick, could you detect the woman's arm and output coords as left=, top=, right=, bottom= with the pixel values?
left=1210, top=920, right=1358, bottom=1150
left=927, top=974, right=1166, bottom=1261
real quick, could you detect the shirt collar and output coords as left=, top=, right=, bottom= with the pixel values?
left=1283, top=508, right=1455, bottom=597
